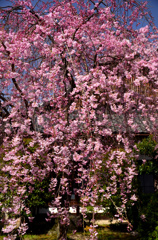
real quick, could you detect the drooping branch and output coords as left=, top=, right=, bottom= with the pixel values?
left=1, top=41, right=29, bottom=113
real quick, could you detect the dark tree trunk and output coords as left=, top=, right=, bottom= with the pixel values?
left=76, top=205, right=80, bottom=216
left=57, top=221, right=68, bottom=240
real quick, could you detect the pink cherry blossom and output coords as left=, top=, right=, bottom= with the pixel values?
left=0, top=0, right=157, bottom=239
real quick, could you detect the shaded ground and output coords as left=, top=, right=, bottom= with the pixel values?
left=0, top=213, right=140, bottom=240
left=0, top=219, right=140, bottom=240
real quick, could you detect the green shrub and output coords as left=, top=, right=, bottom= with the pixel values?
left=130, top=136, right=158, bottom=239
left=136, top=135, right=157, bottom=175
left=135, top=192, right=158, bottom=239
left=149, top=226, right=158, bottom=240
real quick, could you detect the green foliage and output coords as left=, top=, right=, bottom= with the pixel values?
left=128, top=136, right=158, bottom=239
left=149, top=226, right=158, bottom=240
left=137, top=136, right=156, bottom=157
left=86, top=206, right=94, bottom=212
left=136, top=136, right=157, bottom=175
left=23, top=138, right=39, bottom=153
left=26, top=178, right=53, bottom=209
left=136, top=192, right=158, bottom=240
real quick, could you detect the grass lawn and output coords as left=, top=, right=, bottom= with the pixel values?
left=0, top=224, right=140, bottom=240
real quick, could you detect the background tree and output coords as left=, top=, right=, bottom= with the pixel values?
left=0, top=0, right=158, bottom=239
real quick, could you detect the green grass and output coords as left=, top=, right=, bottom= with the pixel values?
left=0, top=224, right=140, bottom=240
left=0, top=235, right=57, bottom=240
left=24, top=235, right=57, bottom=240
left=97, top=226, right=139, bottom=240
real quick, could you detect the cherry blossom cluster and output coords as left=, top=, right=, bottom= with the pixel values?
left=0, top=0, right=158, bottom=239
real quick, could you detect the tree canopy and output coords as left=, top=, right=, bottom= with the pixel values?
left=0, top=0, right=158, bottom=239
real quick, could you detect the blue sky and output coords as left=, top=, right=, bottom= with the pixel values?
left=146, top=0, right=158, bottom=27
left=0, top=0, right=158, bottom=27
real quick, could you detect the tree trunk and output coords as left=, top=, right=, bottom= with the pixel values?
left=57, top=221, right=68, bottom=240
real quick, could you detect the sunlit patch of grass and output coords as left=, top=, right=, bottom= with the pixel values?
left=97, top=226, right=139, bottom=240
left=24, top=234, right=57, bottom=240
